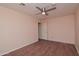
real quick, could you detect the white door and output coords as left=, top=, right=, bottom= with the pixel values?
left=38, top=22, right=48, bottom=40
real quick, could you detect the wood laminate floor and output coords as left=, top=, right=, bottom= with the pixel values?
left=4, top=39, right=78, bottom=56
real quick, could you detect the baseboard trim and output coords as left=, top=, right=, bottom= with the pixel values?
left=1, top=40, right=38, bottom=56
left=40, top=39, right=74, bottom=45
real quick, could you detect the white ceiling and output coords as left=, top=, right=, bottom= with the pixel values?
left=0, top=3, right=79, bottom=19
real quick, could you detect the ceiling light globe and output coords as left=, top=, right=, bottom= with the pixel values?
left=42, top=12, right=45, bottom=15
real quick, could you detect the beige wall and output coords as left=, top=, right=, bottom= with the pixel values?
left=46, top=14, right=75, bottom=44
left=0, top=6, right=38, bottom=55
left=75, top=7, right=79, bottom=53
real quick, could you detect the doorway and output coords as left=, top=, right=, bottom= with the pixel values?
left=38, top=22, right=48, bottom=40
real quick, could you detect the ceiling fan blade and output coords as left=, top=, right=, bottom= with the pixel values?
left=45, top=13, right=48, bottom=16
left=36, top=7, right=43, bottom=12
left=46, top=7, right=56, bottom=12
left=36, top=12, right=41, bottom=15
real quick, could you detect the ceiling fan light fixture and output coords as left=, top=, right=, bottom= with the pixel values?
left=42, top=12, right=46, bottom=15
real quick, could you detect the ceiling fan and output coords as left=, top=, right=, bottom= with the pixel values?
left=36, top=6, right=56, bottom=16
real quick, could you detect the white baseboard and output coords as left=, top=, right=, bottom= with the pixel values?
left=1, top=40, right=38, bottom=56
left=43, top=39, right=74, bottom=45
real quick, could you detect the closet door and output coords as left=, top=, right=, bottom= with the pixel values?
left=38, top=22, right=47, bottom=40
